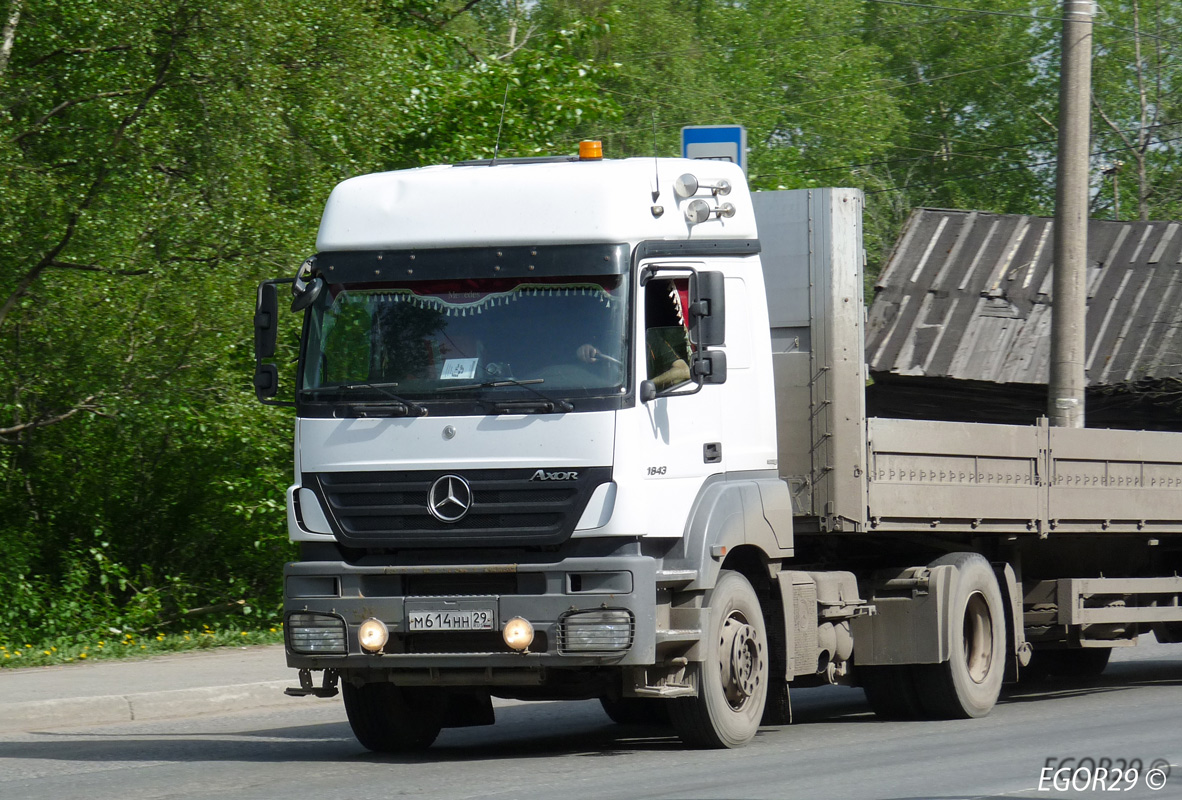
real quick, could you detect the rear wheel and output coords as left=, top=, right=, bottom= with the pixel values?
left=342, top=681, right=445, bottom=753
left=916, top=553, right=1006, bottom=719
left=670, top=569, right=768, bottom=748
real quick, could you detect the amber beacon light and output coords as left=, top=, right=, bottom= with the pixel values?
left=578, top=140, right=603, bottom=160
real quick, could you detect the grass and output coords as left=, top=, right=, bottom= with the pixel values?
left=0, top=622, right=285, bottom=668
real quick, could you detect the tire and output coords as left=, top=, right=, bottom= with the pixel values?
left=669, top=569, right=769, bottom=748
left=915, top=553, right=1006, bottom=719
left=342, top=681, right=445, bottom=753
left=859, top=664, right=925, bottom=720
left=599, top=696, right=671, bottom=726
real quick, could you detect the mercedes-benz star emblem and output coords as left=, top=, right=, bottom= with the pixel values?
left=427, top=475, right=472, bottom=523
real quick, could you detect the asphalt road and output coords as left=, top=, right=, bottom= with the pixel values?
left=1, top=644, right=1179, bottom=800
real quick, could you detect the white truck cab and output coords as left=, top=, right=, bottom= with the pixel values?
left=256, top=148, right=796, bottom=750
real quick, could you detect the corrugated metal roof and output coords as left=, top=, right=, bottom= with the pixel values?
left=866, top=209, right=1182, bottom=386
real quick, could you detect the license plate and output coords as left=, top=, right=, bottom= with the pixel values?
left=408, top=608, right=495, bottom=632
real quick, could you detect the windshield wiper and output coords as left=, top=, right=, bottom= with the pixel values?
left=337, top=404, right=420, bottom=418
left=491, top=399, right=573, bottom=414
left=438, top=378, right=545, bottom=392
left=438, top=377, right=573, bottom=413
left=301, top=382, right=427, bottom=417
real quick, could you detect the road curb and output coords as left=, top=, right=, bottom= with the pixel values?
left=0, top=680, right=334, bottom=732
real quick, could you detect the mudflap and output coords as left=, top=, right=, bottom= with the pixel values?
left=442, top=690, right=496, bottom=728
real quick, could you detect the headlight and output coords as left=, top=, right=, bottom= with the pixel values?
left=358, top=618, right=389, bottom=654
left=287, top=612, right=347, bottom=654
left=503, top=617, right=535, bottom=651
left=558, top=609, right=634, bottom=653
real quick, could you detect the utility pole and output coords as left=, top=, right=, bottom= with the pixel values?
left=1049, top=0, right=1094, bottom=428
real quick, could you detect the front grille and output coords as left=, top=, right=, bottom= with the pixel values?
left=303, top=467, right=611, bottom=548
left=358, top=573, right=546, bottom=597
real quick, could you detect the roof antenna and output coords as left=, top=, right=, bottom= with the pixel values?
left=491, top=83, right=510, bottom=166
left=650, top=111, right=665, bottom=218
left=651, top=110, right=661, bottom=202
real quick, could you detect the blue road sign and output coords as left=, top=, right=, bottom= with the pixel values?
left=681, top=125, right=747, bottom=175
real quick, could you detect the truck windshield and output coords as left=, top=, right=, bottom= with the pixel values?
left=300, top=275, right=629, bottom=410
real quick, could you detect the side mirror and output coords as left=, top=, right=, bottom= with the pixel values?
left=692, top=350, right=727, bottom=385
left=254, top=277, right=296, bottom=408
left=254, top=363, right=279, bottom=400
left=639, top=380, right=657, bottom=403
left=255, top=283, right=279, bottom=360
left=291, top=275, right=324, bottom=312
left=290, top=258, right=323, bottom=312
left=690, top=271, right=725, bottom=347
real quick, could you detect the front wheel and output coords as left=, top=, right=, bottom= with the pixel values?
left=670, top=569, right=769, bottom=748
left=342, top=681, right=445, bottom=753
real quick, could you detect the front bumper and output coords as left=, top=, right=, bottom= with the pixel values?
left=283, top=554, right=658, bottom=671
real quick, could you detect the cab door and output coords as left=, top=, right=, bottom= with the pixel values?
left=629, top=263, right=725, bottom=537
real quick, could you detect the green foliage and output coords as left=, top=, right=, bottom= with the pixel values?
left=1089, top=0, right=1182, bottom=221
left=3, top=0, right=1182, bottom=653
left=0, top=0, right=623, bottom=649
left=537, top=0, right=902, bottom=182
left=1, top=624, right=284, bottom=668
left=852, top=0, right=1059, bottom=275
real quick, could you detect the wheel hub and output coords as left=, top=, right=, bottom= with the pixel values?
left=719, top=614, right=762, bottom=708
left=963, top=591, right=995, bottom=684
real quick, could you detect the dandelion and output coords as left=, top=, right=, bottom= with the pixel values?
left=78, top=653, right=87, bottom=659
left=156, top=635, right=164, bottom=642
left=43, top=651, right=51, bottom=655
left=240, top=632, right=248, bottom=636
left=269, top=628, right=277, bottom=633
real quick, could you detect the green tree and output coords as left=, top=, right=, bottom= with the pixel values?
left=855, top=1, right=1060, bottom=272
left=0, top=0, right=619, bottom=645
left=535, top=0, right=903, bottom=266
left=1090, top=0, right=1182, bottom=221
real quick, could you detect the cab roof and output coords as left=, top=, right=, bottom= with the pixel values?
left=315, top=157, right=757, bottom=252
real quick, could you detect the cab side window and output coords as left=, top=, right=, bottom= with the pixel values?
left=644, top=278, right=692, bottom=390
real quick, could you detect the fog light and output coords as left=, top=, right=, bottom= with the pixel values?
left=358, top=617, right=389, bottom=654
left=503, top=617, right=534, bottom=651
left=558, top=609, right=634, bottom=653
left=287, top=612, right=347, bottom=654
